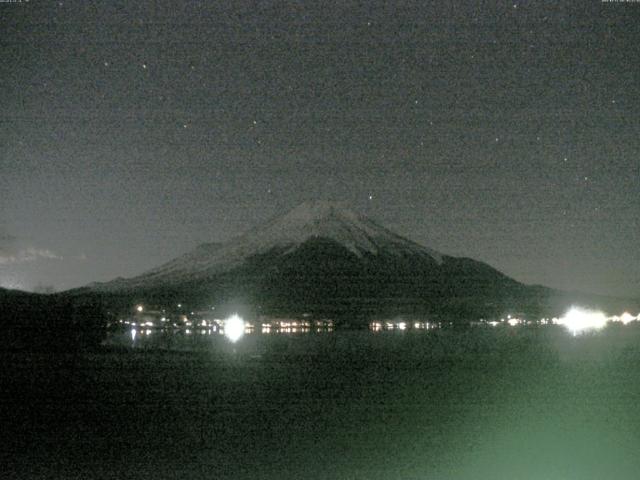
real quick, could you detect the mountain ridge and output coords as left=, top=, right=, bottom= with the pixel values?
left=90, top=201, right=444, bottom=292
left=69, top=201, right=638, bottom=320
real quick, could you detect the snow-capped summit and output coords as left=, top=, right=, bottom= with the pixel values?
left=93, top=201, right=443, bottom=291
left=240, top=200, right=442, bottom=260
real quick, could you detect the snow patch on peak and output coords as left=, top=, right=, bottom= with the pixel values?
left=237, top=200, right=442, bottom=262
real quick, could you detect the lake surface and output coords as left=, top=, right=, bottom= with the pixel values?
left=3, top=325, right=640, bottom=479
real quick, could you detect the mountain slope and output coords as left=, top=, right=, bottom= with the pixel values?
left=75, top=201, right=637, bottom=320
left=91, top=201, right=444, bottom=292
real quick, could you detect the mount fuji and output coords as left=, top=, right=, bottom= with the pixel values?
left=92, top=201, right=445, bottom=291
left=74, top=201, right=633, bottom=320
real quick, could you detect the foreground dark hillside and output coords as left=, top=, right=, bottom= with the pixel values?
left=0, top=288, right=107, bottom=351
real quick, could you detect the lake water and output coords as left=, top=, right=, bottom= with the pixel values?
left=4, top=324, right=640, bottom=479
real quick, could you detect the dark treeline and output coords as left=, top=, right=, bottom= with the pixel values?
left=0, top=289, right=107, bottom=352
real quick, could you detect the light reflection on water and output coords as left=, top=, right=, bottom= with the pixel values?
left=18, top=317, right=640, bottom=480
left=108, top=324, right=339, bottom=350
left=107, top=317, right=640, bottom=352
left=110, top=318, right=447, bottom=349
left=370, top=320, right=436, bottom=331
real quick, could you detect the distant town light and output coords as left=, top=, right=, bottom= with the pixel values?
left=136, top=305, right=143, bottom=312
left=224, top=314, right=245, bottom=343
left=557, top=307, right=607, bottom=335
left=620, top=312, right=635, bottom=325
left=370, top=321, right=383, bottom=332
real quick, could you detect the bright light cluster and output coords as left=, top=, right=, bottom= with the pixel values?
left=224, top=314, right=245, bottom=343
left=610, top=312, right=638, bottom=325
left=556, top=307, right=608, bottom=335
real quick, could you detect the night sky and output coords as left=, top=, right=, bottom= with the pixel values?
left=1, top=1, right=639, bottom=297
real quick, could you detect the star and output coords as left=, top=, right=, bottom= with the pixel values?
left=142, top=64, right=147, bottom=69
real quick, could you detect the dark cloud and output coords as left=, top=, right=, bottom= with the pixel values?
left=0, top=228, right=17, bottom=258
left=0, top=229, right=17, bottom=246
left=0, top=227, right=62, bottom=265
